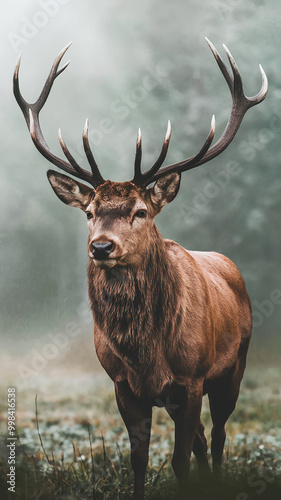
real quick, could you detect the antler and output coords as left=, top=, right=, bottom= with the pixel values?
left=14, top=40, right=268, bottom=190
left=131, top=38, right=268, bottom=187
left=13, top=43, right=105, bottom=188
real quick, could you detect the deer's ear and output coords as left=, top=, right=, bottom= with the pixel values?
left=148, top=173, right=181, bottom=212
left=47, top=170, right=94, bottom=209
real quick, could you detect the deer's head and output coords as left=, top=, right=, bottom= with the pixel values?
left=14, top=40, right=267, bottom=269
left=47, top=171, right=180, bottom=268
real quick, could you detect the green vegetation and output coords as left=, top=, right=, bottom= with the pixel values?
left=1, top=424, right=280, bottom=500
left=1, top=359, right=281, bottom=500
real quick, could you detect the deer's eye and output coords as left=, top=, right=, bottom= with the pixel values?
left=135, top=209, right=147, bottom=218
left=86, top=211, right=93, bottom=220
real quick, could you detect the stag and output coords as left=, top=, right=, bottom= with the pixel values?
left=14, top=39, right=267, bottom=499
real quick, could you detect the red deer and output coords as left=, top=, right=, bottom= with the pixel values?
left=14, top=39, right=267, bottom=499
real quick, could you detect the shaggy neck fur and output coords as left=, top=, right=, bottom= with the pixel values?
left=88, top=225, right=183, bottom=397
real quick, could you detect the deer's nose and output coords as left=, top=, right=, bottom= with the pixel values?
left=92, top=241, right=114, bottom=260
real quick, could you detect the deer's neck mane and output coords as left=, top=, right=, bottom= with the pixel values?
left=88, top=225, right=180, bottom=328
left=88, top=225, right=182, bottom=393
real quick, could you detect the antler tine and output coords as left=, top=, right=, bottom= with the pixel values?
left=195, top=40, right=268, bottom=164
left=132, top=121, right=172, bottom=186
left=205, top=38, right=233, bottom=92
left=13, top=44, right=104, bottom=189
left=150, top=120, right=172, bottom=174
left=132, top=39, right=268, bottom=187
left=14, top=43, right=71, bottom=124
left=58, top=128, right=93, bottom=181
left=143, top=116, right=216, bottom=186
left=35, top=42, right=72, bottom=112
left=254, top=65, right=268, bottom=103
left=223, top=42, right=268, bottom=105
left=83, top=119, right=105, bottom=186
left=14, top=53, right=29, bottom=122
left=133, top=128, right=142, bottom=185
left=27, top=108, right=93, bottom=184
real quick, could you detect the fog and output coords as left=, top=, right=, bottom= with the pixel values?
left=1, top=0, right=280, bottom=360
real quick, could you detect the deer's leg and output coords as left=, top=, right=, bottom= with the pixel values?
left=168, top=382, right=203, bottom=494
left=192, top=420, right=211, bottom=479
left=115, top=381, right=152, bottom=500
left=208, top=345, right=248, bottom=480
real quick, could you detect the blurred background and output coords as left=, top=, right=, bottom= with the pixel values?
left=0, top=0, right=280, bottom=372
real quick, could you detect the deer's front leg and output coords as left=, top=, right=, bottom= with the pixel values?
left=115, top=381, right=152, bottom=500
left=168, top=382, right=203, bottom=496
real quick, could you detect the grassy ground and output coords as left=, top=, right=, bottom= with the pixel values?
left=0, top=343, right=281, bottom=499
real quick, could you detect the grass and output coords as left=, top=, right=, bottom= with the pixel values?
left=1, top=438, right=281, bottom=500
left=1, top=394, right=281, bottom=500
left=1, top=352, right=281, bottom=499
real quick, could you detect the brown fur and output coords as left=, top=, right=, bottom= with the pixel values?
left=89, top=233, right=251, bottom=397
left=47, top=170, right=252, bottom=500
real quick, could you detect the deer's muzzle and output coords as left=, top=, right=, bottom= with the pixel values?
left=91, top=241, right=114, bottom=260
